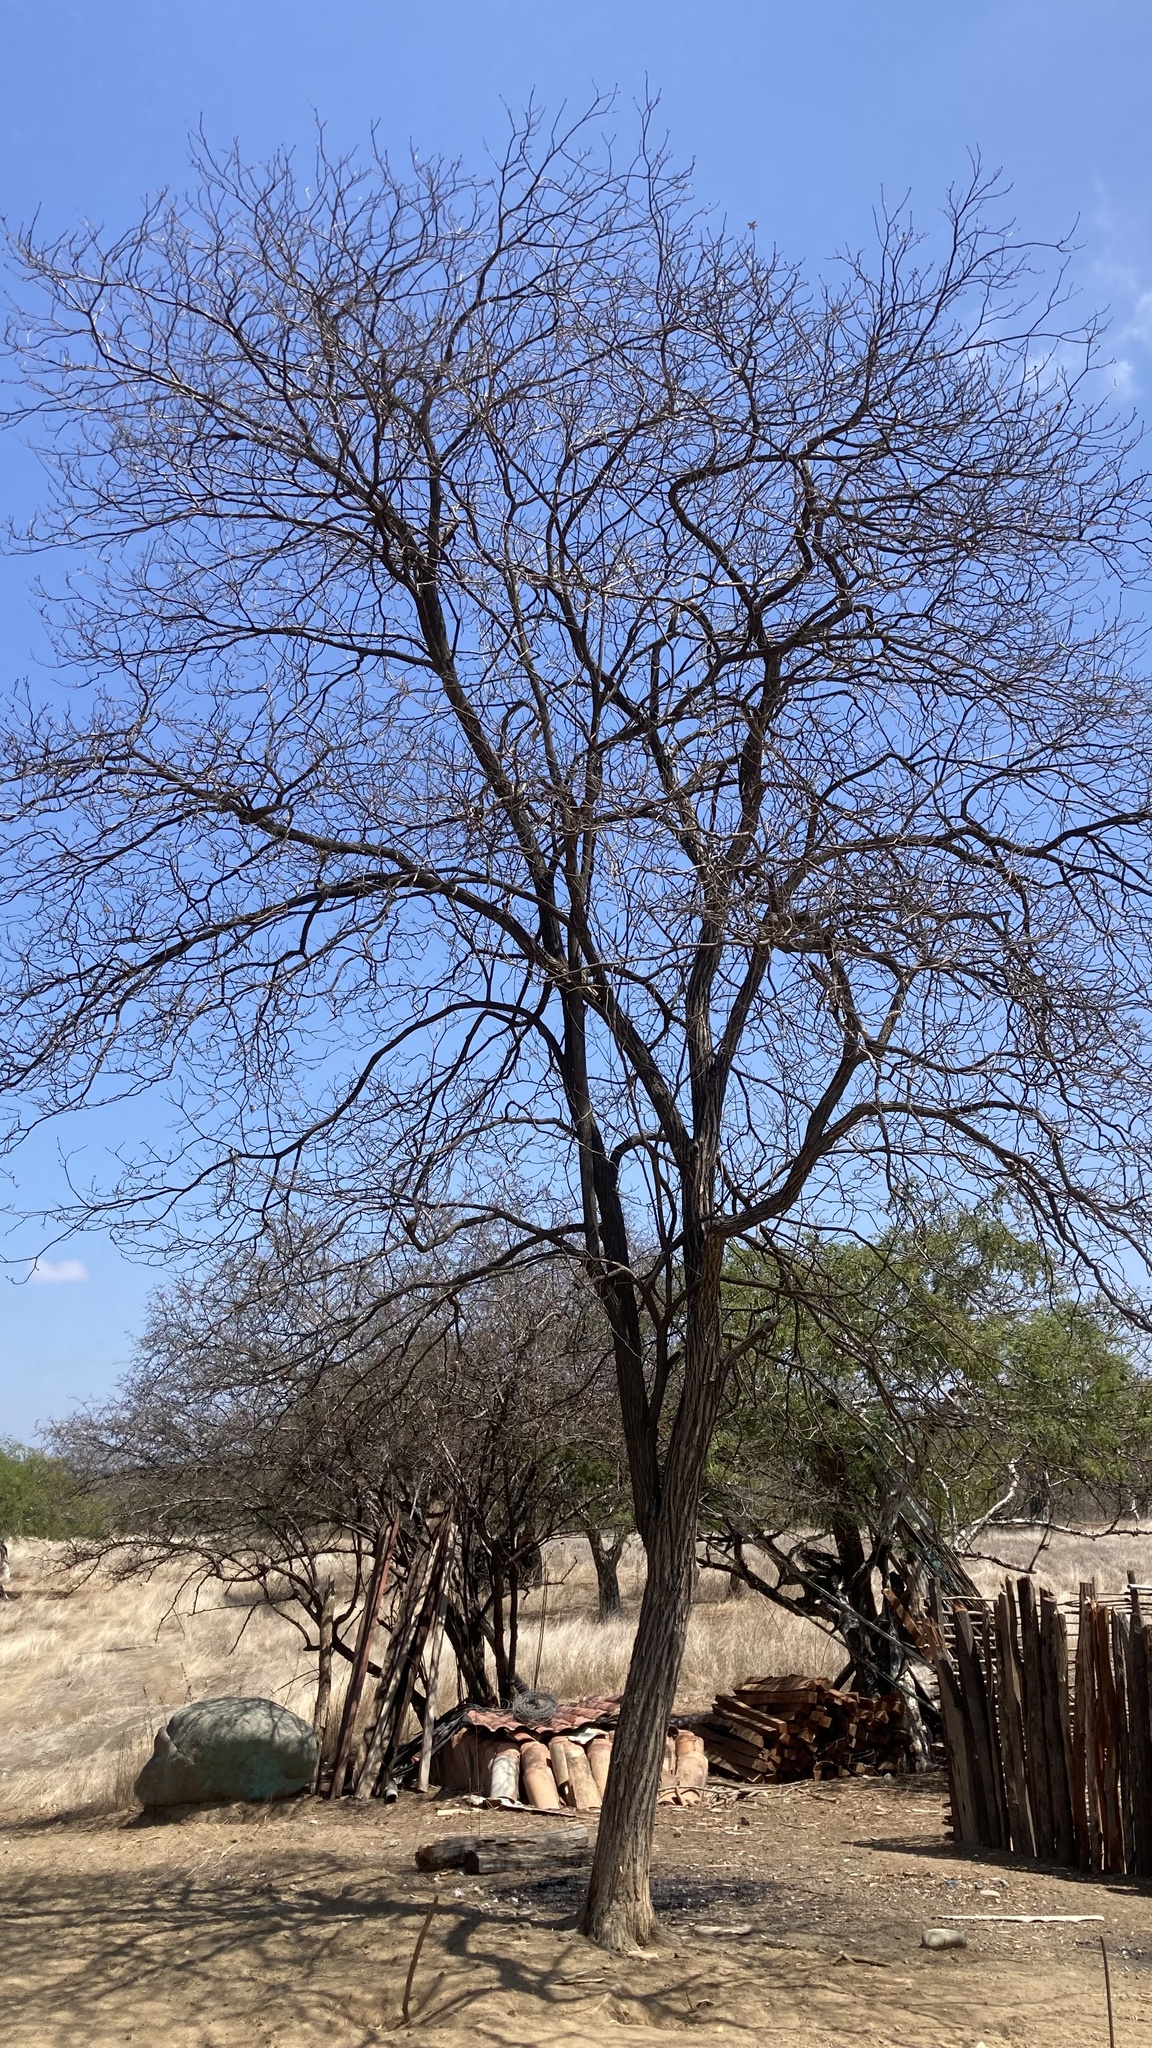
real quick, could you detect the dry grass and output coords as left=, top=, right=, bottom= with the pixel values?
left=0, top=1537, right=838, bottom=1823
left=0, top=1541, right=314, bottom=1823
left=965, top=1523, right=1152, bottom=1602
left=8, top=1523, right=1147, bottom=1826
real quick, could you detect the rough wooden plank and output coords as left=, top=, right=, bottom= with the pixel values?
left=994, top=1585, right=1035, bottom=1858
left=1018, top=1578, right=1054, bottom=1859
left=1040, top=1591, right=1077, bottom=1867
left=936, top=1648, right=979, bottom=1845
left=953, top=1603, right=1003, bottom=1850
left=1111, top=1606, right=1134, bottom=1874
left=982, top=1604, right=1011, bottom=1849
left=327, top=1512, right=400, bottom=1798
left=355, top=1519, right=450, bottom=1797
left=1093, top=1601, right=1125, bottom=1875
left=1077, top=1582, right=1101, bottom=1872
left=1125, top=1580, right=1152, bottom=1877
left=1069, top=1585, right=1090, bottom=1869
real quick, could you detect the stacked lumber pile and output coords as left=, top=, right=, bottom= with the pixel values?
left=699, top=1674, right=908, bottom=1781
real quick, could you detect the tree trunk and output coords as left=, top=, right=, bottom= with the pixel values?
left=583, top=1231, right=724, bottom=1949
left=312, top=1578, right=336, bottom=1785
left=581, top=1499, right=696, bottom=1946
left=443, top=1595, right=495, bottom=1704
left=586, top=1526, right=626, bottom=1621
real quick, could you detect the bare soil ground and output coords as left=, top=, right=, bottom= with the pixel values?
left=4, top=1777, right=1151, bottom=2047
left=6, top=1528, right=1152, bottom=2045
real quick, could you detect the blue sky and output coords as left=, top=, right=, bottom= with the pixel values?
left=2, top=0, right=1151, bottom=1442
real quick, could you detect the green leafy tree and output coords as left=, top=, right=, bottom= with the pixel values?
left=702, top=1213, right=1152, bottom=1713
left=0, top=1439, right=107, bottom=1539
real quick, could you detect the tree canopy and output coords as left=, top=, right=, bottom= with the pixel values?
left=3, top=105, right=1152, bottom=1942
left=703, top=1212, right=1152, bottom=1700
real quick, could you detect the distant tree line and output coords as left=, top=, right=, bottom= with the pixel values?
left=0, top=1439, right=107, bottom=1539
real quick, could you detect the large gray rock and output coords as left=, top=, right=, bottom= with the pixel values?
left=134, top=1696, right=317, bottom=1808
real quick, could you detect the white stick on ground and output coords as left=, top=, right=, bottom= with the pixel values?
left=941, top=1913, right=1105, bottom=1923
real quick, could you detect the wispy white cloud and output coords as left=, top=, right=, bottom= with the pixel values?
left=1106, top=357, right=1138, bottom=399
left=1125, top=290, right=1152, bottom=350
left=29, top=1257, right=89, bottom=1284
left=1087, top=185, right=1152, bottom=400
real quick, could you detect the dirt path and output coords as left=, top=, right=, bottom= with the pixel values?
left=3, top=1776, right=1150, bottom=2046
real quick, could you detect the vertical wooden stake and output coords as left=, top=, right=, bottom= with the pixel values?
left=328, top=1511, right=400, bottom=1798
left=402, top=1894, right=439, bottom=2025
left=532, top=1574, right=550, bottom=1692
left=416, top=1562, right=451, bottom=1795
left=1100, top=1935, right=1116, bottom=2048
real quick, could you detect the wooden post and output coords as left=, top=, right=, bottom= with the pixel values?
left=311, top=1577, right=336, bottom=1790
left=1077, top=1582, right=1101, bottom=1871
left=1040, top=1591, right=1076, bottom=1867
left=1093, top=1602, right=1125, bottom=1875
left=953, top=1603, right=1003, bottom=1849
left=981, top=1604, right=1011, bottom=1848
left=1111, top=1607, right=1134, bottom=1873
left=930, top=1584, right=977, bottom=1845
left=1070, top=1586, right=1090, bottom=1869
left=327, top=1513, right=400, bottom=1798
left=994, top=1585, right=1035, bottom=1857
left=356, top=1518, right=452, bottom=1798
left=416, top=1549, right=452, bottom=1795
left=1018, top=1578, right=1054, bottom=1859
left=1125, top=1576, right=1152, bottom=1877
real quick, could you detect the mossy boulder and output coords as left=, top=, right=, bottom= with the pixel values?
left=134, top=1696, right=317, bottom=1808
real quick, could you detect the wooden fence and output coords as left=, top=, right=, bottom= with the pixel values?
left=932, top=1576, right=1152, bottom=1875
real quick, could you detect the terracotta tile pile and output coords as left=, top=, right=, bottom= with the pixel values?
left=699, top=1673, right=908, bottom=1781
left=434, top=1699, right=708, bottom=1807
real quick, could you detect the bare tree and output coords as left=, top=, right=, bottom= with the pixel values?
left=55, top=1237, right=613, bottom=1723
left=3, top=106, right=1152, bottom=1943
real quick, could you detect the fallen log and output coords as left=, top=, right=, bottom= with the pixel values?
left=415, top=1824, right=589, bottom=1872
left=462, top=1840, right=593, bottom=1874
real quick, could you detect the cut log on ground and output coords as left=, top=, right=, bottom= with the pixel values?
left=415, top=1826, right=589, bottom=1872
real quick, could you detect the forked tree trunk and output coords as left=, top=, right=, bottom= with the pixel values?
left=583, top=1238, right=724, bottom=1949
left=586, top=1525, right=627, bottom=1621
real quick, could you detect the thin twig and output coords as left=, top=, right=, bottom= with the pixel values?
left=1100, top=1935, right=1116, bottom=2048
left=402, top=1894, right=439, bottom=2026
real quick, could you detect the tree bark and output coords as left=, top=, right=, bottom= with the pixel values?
left=586, top=1526, right=627, bottom=1621
left=580, top=1502, right=696, bottom=1946
left=583, top=1230, right=725, bottom=1949
left=312, top=1577, right=336, bottom=1785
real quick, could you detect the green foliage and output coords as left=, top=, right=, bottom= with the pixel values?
left=0, top=1439, right=108, bottom=1539
left=710, top=1210, right=1152, bottom=1541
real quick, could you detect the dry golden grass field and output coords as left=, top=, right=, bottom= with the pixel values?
left=0, top=1537, right=840, bottom=1824
left=4, top=1530, right=1152, bottom=2047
